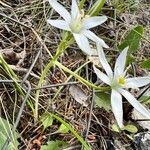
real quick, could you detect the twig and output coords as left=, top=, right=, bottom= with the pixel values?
left=134, top=119, right=150, bottom=121
left=31, top=81, right=79, bottom=91
left=137, top=84, right=150, bottom=100
left=22, top=50, right=41, bottom=83
left=82, top=90, right=94, bottom=150
left=85, top=90, right=94, bottom=138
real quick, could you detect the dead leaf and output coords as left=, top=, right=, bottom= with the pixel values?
left=69, top=85, right=88, bottom=107
left=0, top=48, right=26, bottom=65
left=33, top=139, right=41, bottom=147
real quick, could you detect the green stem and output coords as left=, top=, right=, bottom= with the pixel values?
left=55, top=61, right=109, bottom=91
left=51, top=61, right=91, bottom=102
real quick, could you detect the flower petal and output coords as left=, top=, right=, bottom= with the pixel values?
left=93, top=65, right=111, bottom=85
left=119, top=89, right=150, bottom=119
left=71, top=0, right=80, bottom=19
left=97, top=43, right=113, bottom=78
left=114, top=47, right=128, bottom=77
left=73, top=33, right=92, bottom=55
left=48, top=0, right=71, bottom=22
left=47, top=19, right=70, bottom=31
left=126, top=77, right=150, bottom=89
left=83, top=16, right=107, bottom=29
left=111, top=89, right=124, bottom=128
left=82, top=30, right=109, bottom=48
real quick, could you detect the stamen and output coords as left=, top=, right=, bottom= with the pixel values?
left=70, top=13, right=83, bottom=33
left=118, top=76, right=126, bottom=85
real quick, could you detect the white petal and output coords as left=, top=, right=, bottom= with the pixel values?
left=47, top=19, right=70, bottom=31
left=71, top=0, right=80, bottom=19
left=93, top=65, right=111, bottom=85
left=111, top=89, right=124, bottom=128
left=82, top=30, right=109, bottom=48
left=114, top=47, right=128, bottom=77
left=97, top=43, right=113, bottom=78
left=83, top=16, right=107, bottom=29
left=119, top=89, right=150, bottom=119
left=126, top=77, right=150, bottom=89
left=48, top=0, right=71, bottom=22
left=73, top=33, right=92, bottom=55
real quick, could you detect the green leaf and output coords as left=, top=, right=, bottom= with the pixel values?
left=126, top=54, right=135, bottom=65
left=94, top=92, right=111, bottom=112
left=123, top=124, right=138, bottom=133
left=140, top=59, right=150, bottom=69
left=118, top=26, right=144, bottom=53
left=57, top=124, right=69, bottom=134
left=0, top=117, right=20, bottom=149
left=40, top=113, right=54, bottom=129
left=88, top=0, right=106, bottom=16
left=112, top=124, right=120, bottom=132
left=40, top=140, right=67, bottom=150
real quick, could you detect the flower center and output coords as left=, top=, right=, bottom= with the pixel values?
left=118, top=76, right=126, bottom=86
left=70, top=16, right=83, bottom=33
left=70, top=10, right=86, bottom=33
left=110, top=76, right=126, bottom=90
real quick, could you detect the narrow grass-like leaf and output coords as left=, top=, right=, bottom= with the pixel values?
left=79, top=0, right=87, bottom=9
left=0, top=55, right=34, bottom=112
left=88, top=0, right=106, bottom=16
left=0, top=117, right=20, bottom=149
left=50, top=113, right=91, bottom=150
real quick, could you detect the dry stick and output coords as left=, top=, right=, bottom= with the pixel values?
left=1, top=80, right=31, bottom=150
left=31, top=81, right=79, bottom=91
left=134, top=84, right=150, bottom=122
left=0, top=80, right=22, bottom=83
left=81, top=90, right=95, bottom=150
left=137, top=84, right=150, bottom=100
left=22, top=50, right=41, bottom=83
left=85, top=89, right=95, bottom=138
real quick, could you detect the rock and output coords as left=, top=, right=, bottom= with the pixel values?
left=134, top=132, right=150, bottom=150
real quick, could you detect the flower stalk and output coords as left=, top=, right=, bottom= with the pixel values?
left=34, top=0, right=109, bottom=121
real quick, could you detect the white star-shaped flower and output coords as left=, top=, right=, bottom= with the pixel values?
left=47, top=0, right=109, bottom=55
left=93, top=43, right=150, bottom=128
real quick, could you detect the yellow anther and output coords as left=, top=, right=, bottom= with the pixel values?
left=118, top=76, right=126, bottom=85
